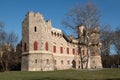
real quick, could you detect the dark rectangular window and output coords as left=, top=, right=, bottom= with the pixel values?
left=73, top=48, right=75, bottom=55
left=67, top=60, right=70, bottom=64
left=60, top=47, right=63, bottom=54
left=61, top=60, right=63, bottom=65
left=45, top=42, right=49, bottom=51
left=67, top=48, right=69, bottom=54
left=35, top=59, right=37, bottom=63
left=34, top=26, right=37, bottom=32
left=46, top=59, right=49, bottom=64
left=53, top=46, right=56, bottom=53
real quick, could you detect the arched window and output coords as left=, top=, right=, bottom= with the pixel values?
left=24, top=42, right=27, bottom=51
left=34, top=41, right=38, bottom=50
left=72, top=60, right=76, bottom=68
left=45, top=42, right=49, bottom=51
left=34, top=26, right=37, bottom=32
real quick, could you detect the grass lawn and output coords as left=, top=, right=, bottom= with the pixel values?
left=0, top=68, right=120, bottom=80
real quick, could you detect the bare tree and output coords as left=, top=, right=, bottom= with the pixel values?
left=99, top=24, right=116, bottom=68
left=113, top=27, right=120, bottom=67
left=0, top=22, right=6, bottom=71
left=62, top=3, right=101, bottom=69
left=0, top=22, right=19, bottom=71
left=0, top=31, right=18, bottom=71
left=0, top=22, right=18, bottom=47
left=62, top=3, right=101, bottom=33
left=1, top=44, right=14, bottom=71
left=100, top=24, right=113, bottom=56
left=6, top=32, right=18, bottom=47
left=14, top=41, right=22, bottom=70
left=0, top=22, right=4, bottom=31
left=0, top=22, right=6, bottom=45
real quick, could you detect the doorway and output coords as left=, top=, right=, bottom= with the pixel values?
left=72, top=60, right=76, bottom=68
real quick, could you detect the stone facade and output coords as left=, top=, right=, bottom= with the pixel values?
left=21, top=12, right=102, bottom=71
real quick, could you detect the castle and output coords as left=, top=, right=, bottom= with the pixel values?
left=21, top=12, right=102, bottom=71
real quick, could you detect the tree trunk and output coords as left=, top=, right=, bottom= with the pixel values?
left=5, top=62, right=8, bottom=71
left=80, top=57, right=83, bottom=69
left=85, top=57, right=89, bottom=69
left=0, top=60, right=5, bottom=71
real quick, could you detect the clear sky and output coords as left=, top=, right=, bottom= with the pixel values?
left=0, top=0, right=120, bottom=42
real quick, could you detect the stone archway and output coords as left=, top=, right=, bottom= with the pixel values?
left=72, top=60, right=76, bottom=68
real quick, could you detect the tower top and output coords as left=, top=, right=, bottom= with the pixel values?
left=25, top=11, right=44, bottom=20
left=77, top=25, right=85, bottom=34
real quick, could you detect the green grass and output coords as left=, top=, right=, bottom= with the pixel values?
left=0, top=68, right=120, bottom=80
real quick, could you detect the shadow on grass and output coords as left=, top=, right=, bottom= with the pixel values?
left=29, top=77, right=120, bottom=80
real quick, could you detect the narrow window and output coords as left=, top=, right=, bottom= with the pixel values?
left=73, top=48, right=75, bottom=55
left=45, top=42, right=49, bottom=51
left=57, top=33, right=59, bottom=37
left=61, top=60, right=63, bottom=65
left=60, top=47, right=63, bottom=54
left=24, top=42, right=27, bottom=51
left=51, top=32, right=53, bottom=36
left=53, top=46, right=56, bottom=53
left=35, top=59, right=37, bottom=63
left=67, top=48, right=69, bottom=54
left=67, top=60, right=70, bottom=64
left=54, top=33, right=56, bottom=36
left=34, top=41, right=38, bottom=50
left=34, top=26, right=37, bottom=32
left=46, top=59, right=49, bottom=64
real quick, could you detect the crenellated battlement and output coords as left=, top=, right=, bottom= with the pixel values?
left=27, top=11, right=44, bottom=19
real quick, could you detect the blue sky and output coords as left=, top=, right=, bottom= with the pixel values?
left=0, top=0, right=120, bottom=42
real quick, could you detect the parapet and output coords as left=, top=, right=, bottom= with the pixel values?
left=46, top=20, right=52, bottom=28
left=25, top=11, right=44, bottom=20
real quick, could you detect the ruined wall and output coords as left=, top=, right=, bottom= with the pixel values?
left=89, top=27, right=102, bottom=69
left=78, top=26, right=102, bottom=69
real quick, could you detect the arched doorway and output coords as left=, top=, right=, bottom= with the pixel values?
left=72, top=60, right=76, bottom=68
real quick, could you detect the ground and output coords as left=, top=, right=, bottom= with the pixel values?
left=0, top=68, right=120, bottom=80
